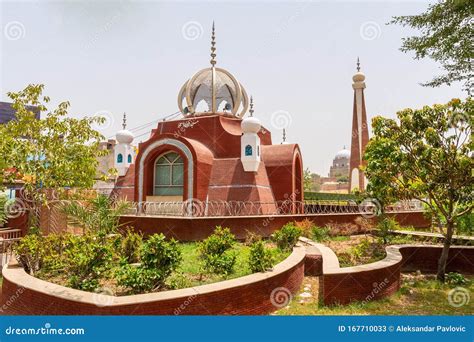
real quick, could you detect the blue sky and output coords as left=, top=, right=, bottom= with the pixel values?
left=0, top=0, right=466, bottom=175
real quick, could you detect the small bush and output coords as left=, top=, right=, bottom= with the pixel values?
left=311, top=226, right=330, bottom=242
left=244, top=230, right=262, bottom=246
left=203, top=252, right=237, bottom=275
left=14, top=233, right=45, bottom=275
left=199, top=226, right=235, bottom=256
left=199, top=226, right=237, bottom=275
left=0, top=195, right=9, bottom=226
left=121, top=229, right=143, bottom=263
left=272, top=223, right=302, bottom=251
left=445, top=272, right=469, bottom=286
left=116, top=265, right=163, bottom=294
left=63, top=234, right=114, bottom=291
left=294, top=219, right=315, bottom=238
left=116, top=233, right=182, bottom=294
left=248, top=240, right=274, bottom=272
left=377, top=217, right=399, bottom=244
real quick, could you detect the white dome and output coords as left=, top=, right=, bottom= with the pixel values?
left=352, top=71, right=365, bottom=82
left=116, top=129, right=134, bottom=144
left=241, top=116, right=261, bottom=134
left=335, top=148, right=350, bottom=159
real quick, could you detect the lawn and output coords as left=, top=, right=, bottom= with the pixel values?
left=275, top=274, right=474, bottom=315
left=167, top=242, right=290, bottom=288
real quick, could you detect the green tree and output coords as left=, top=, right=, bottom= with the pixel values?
left=0, top=84, right=109, bottom=228
left=364, top=98, right=473, bottom=281
left=303, top=168, right=313, bottom=192
left=391, top=0, right=473, bottom=94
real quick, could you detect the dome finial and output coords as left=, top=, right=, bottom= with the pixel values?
left=122, top=112, right=127, bottom=129
left=210, top=21, right=217, bottom=67
left=356, top=57, right=360, bottom=72
left=249, top=96, right=254, bottom=117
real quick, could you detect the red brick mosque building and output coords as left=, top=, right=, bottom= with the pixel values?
left=111, top=25, right=303, bottom=210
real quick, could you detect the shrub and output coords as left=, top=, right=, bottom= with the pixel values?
left=41, top=233, right=70, bottom=275
left=377, top=217, right=399, bottom=244
left=121, top=229, right=143, bottom=263
left=294, top=219, right=315, bottom=238
left=140, top=234, right=182, bottom=272
left=63, top=234, right=114, bottom=291
left=445, top=272, right=469, bottom=286
left=244, top=230, right=261, bottom=246
left=115, top=265, right=162, bottom=294
left=199, top=226, right=236, bottom=275
left=199, top=226, right=235, bottom=256
left=311, top=226, right=330, bottom=242
left=203, top=252, right=237, bottom=275
left=62, top=194, right=130, bottom=235
left=116, top=233, right=182, bottom=294
left=0, top=195, right=9, bottom=226
left=14, top=233, right=45, bottom=275
left=248, top=240, right=274, bottom=272
left=272, top=223, right=302, bottom=251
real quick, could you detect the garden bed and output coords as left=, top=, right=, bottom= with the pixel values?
left=35, top=240, right=290, bottom=296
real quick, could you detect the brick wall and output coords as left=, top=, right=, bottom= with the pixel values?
left=322, top=245, right=474, bottom=306
left=120, top=211, right=430, bottom=241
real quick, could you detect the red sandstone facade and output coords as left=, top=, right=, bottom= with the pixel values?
left=112, top=114, right=303, bottom=207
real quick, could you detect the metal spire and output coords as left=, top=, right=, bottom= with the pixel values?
left=356, top=57, right=360, bottom=72
left=210, top=21, right=217, bottom=67
left=122, top=112, right=127, bottom=129
left=282, top=128, right=286, bottom=144
left=249, top=96, right=254, bottom=117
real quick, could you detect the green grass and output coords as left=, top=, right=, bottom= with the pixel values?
left=168, top=242, right=290, bottom=288
left=276, top=275, right=474, bottom=315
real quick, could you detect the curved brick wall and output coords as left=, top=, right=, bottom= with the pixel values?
left=321, top=245, right=474, bottom=305
left=1, top=247, right=306, bottom=315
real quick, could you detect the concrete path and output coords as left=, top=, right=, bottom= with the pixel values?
left=391, top=230, right=474, bottom=242
left=299, top=237, right=340, bottom=271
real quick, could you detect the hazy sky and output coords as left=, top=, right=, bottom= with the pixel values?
left=0, top=0, right=466, bottom=176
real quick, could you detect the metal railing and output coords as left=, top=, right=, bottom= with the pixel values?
left=0, top=229, right=21, bottom=268
left=124, top=199, right=424, bottom=217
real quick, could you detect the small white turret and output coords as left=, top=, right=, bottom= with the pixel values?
left=115, top=113, right=135, bottom=176
left=241, top=97, right=261, bottom=172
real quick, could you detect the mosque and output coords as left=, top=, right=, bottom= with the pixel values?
left=101, top=24, right=369, bottom=202
left=105, top=24, right=303, bottom=210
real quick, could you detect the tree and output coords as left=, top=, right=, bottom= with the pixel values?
left=303, top=168, right=313, bottom=192
left=364, top=98, right=473, bottom=281
left=0, top=84, right=109, bottom=228
left=391, top=0, right=473, bottom=94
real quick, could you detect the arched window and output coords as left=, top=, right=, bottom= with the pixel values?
left=127, top=154, right=132, bottom=163
left=154, top=152, right=184, bottom=196
left=245, top=145, right=252, bottom=156
left=117, top=153, right=123, bottom=163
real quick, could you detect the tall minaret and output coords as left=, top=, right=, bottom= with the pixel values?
left=349, top=58, right=369, bottom=192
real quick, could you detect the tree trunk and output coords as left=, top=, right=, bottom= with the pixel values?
left=436, top=219, right=454, bottom=282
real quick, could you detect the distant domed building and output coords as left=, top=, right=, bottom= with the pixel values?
left=109, top=24, right=304, bottom=210
left=329, top=147, right=350, bottom=178
left=320, top=147, right=350, bottom=193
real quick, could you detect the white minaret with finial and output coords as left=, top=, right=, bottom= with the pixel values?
left=115, top=113, right=135, bottom=177
left=241, top=97, right=261, bottom=172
